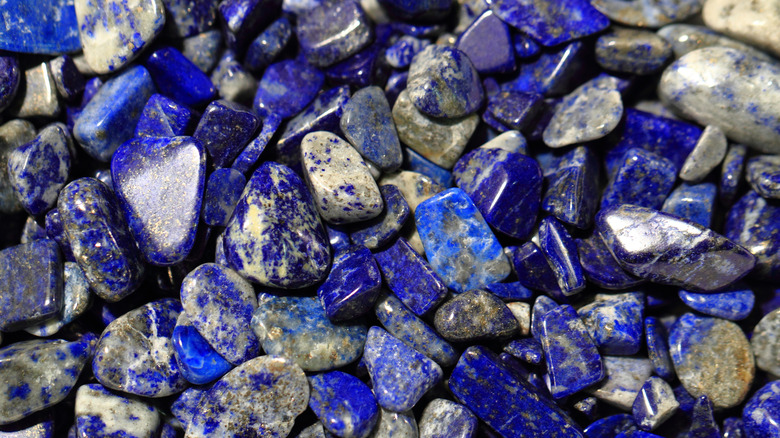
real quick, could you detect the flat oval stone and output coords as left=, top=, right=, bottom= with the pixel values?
left=252, top=295, right=367, bottom=372
left=659, top=47, right=780, bottom=154
left=111, top=136, right=206, bottom=266
left=750, top=308, right=780, bottom=376
left=669, top=313, right=754, bottom=409
left=0, top=56, right=20, bottom=114
left=418, top=399, right=477, bottom=438
left=595, top=28, right=673, bottom=75
left=490, top=0, right=609, bottom=47
left=678, top=286, right=754, bottom=321
left=180, top=263, right=260, bottom=365
left=186, top=355, right=309, bottom=438
left=223, top=162, right=330, bottom=288
left=657, top=24, right=774, bottom=62
left=434, top=289, right=519, bottom=343
left=92, top=299, right=188, bottom=398
left=308, top=371, right=379, bottom=438
left=75, top=383, right=160, bottom=438
left=340, top=86, right=403, bottom=172
left=703, top=0, right=780, bottom=58
left=253, top=59, right=324, bottom=119
left=743, top=381, right=780, bottom=437
left=747, top=155, right=780, bottom=200
left=172, top=313, right=233, bottom=385
left=597, top=204, right=756, bottom=292
left=301, top=131, right=383, bottom=225
left=407, top=45, right=483, bottom=119
left=725, top=190, right=780, bottom=281
left=590, top=0, right=701, bottom=28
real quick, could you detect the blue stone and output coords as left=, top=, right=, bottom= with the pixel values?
left=0, top=56, right=20, bottom=113
left=539, top=217, right=586, bottom=296
left=180, top=263, right=260, bottom=364
left=308, top=371, right=378, bottom=438
left=350, top=185, right=410, bottom=250
left=0, top=240, right=62, bottom=332
left=508, top=242, right=565, bottom=299
left=93, top=299, right=188, bottom=397
left=210, top=50, right=257, bottom=103
left=145, top=46, right=216, bottom=108
left=385, top=71, right=408, bottom=107
left=326, top=225, right=351, bottom=255
left=542, top=146, right=599, bottom=229
left=678, top=284, right=754, bottom=321
left=58, top=178, right=145, bottom=302
left=434, top=289, right=520, bottom=342
left=407, top=45, right=483, bottom=119
left=616, top=432, right=662, bottom=438
left=541, top=304, right=605, bottom=399
left=20, top=217, right=47, bottom=244
left=233, top=114, right=282, bottom=174
left=579, top=293, right=644, bottom=356
left=588, top=356, right=654, bottom=410
left=224, top=162, right=330, bottom=288
left=323, top=23, right=393, bottom=90
left=217, top=0, right=281, bottom=51
left=722, top=417, right=744, bottom=438
left=244, top=17, right=292, bottom=72
left=363, top=326, right=443, bottom=412
left=182, top=30, right=222, bottom=73
left=486, top=281, right=534, bottom=301
left=453, top=146, right=542, bottom=239
left=661, top=183, right=716, bottom=228
left=719, top=144, right=747, bottom=206
left=416, top=188, right=511, bottom=292
left=747, top=155, right=780, bottom=200
left=25, top=262, right=91, bottom=337
left=317, top=245, right=381, bottom=322
left=74, top=65, right=156, bottom=162
left=598, top=204, right=756, bottom=292
left=378, top=0, right=451, bottom=20
left=531, top=295, right=559, bottom=339
left=490, top=0, right=609, bottom=47
left=7, top=124, right=72, bottom=216
left=743, top=381, right=780, bottom=437
left=631, top=377, right=678, bottom=431
left=111, top=136, right=206, bottom=266
left=162, top=0, right=216, bottom=38
left=252, top=295, right=367, bottom=372
left=456, top=10, right=515, bottom=74
left=172, top=312, right=233, bottom=385
left=253, top=59, right=324, bottom=119
left=591, top=0, right=700, bottom=27
left=0, top=0, right=80, bottom=54
left=504, top=338, right=544, bottom=364
left=600, top=148, right=676, bottom=211
left=296, top=0, right=373, bottom=67
left=418, top=398, right=478, bottom=438
left=385, top=36, right=430, bottom=70
left=688, top=395, right=720, bottom=438
left=513, top=32, right=541, bottom=58
left=501, top=41, right=589, bottom=96
left=576, top=233, right=644, bottom=290
left=373, top=237, right=448, bottom=316
left=65, top=77, right=102, bottom=131
left=49, top=55, right=85, bottom=103
left=595, top=28, right=673, bottom=75
left=485, top=90, right=544, bottom=132
left=584, top=414, right=639, bottom=438
left=644, top=317, right=675, bottom=381
left=725, top=190, right=780, bottom=281
left=0, top=335, right=96, bottom=425
left=193, top=100, right=260, bottom=168
left=374, top=293, right=458, bottom=367
left=134, top=94, right=194, bottom=138
left=450, top=345, right=585, bottom=438
left=403, top=147, right=453, bottom=188
left=340, top=86, right=403, bottom=172
left=202, top=168, right=246, bottom=227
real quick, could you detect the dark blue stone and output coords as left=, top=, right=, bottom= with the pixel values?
left=308, top=371, right=379, bottom=438
left=0, top=56, right=20, bottom=113
left=0, top=0, right=80, bottom=54
left=487, top=90, right=543, bottom=132
left=453, top=146, right=542, bottom=239
left=65, top=77, right=102, bottom=131
left=324, top=23, right=393, bottom=90
left=450, top=345, right=584, bottom=438
left=373, top=237, right=448, bottom=316
left=719, top=144, right=747, bottom=206
left=678, top=284, right=754, bottom=321
left=722, top=417, right=744, bottom=438
left=578, top=293, right=644, bottom=355
left=253, top=59, right=324, bottom=119
left=172, top=313, right=233, bottom=385
left=501, top=41, right=589, bottom=96
left=631, top=376, right=678, bottom=431
left=531, top=295, right=559, bottom=339
left=296, top=0, right=373, bottom=67
left=584, top=414, right=639, bottom=438
left=644, top=317, right=674, bottom=380
left=434, top=289, right=519, bottom=342
left=404, top=148, right=453, bottom=188
left=543, top=146, right=600, bottom=229
left=218, top=0, right=281, bottom=51
left=743, top=381, right=780, bottom=437
left=134, top=94, right=194, bottom=138
left=725, top=190, right=780, bottom=282
left=508, top=242, right=566, bottom=299
left=486, top=281, right=534, bottom=301
left=171, top=386, right=208, bottom=431
left=504, top=338, right=544, bottom=364
left=688, top=396, right=720, bottom=438
left=490, top=0, right=609, bottom=47
left=378, top=0, right=452, bottom=20
left=50, top=55, right=85, bottom=103
left=747, top=155, right=780, bottom=200
left=601, top=148, right=676, bottom=211
left=661, top=183, right=716, bottom=229
left=385, top=71, right=408, bottom=107
left=456, top=10, right=515, bottom=74
left=385, top=36, right=430, bottom=70
left=576, top=233, right=644, bottom=290
left=162, top=0, right=217, bottom=38
left=193, top=100, right=260, bottom=168
left=326, top=224, right=351, bottom=255
left=202, top=168, right=246, bottom=227
left=539, top=217, right=585, bottom=296
left=595, top=28, right=673, bottom=75
left=232, top=115, right=282, bottom=174
left=340, top=86, right=403, bottom=172
left=111, top=136, right=206, bottom=266
left=317, top=245, right=382, bottom=321
left=513, top=32, right=541, bottom=58
left=244, top=17, right=292, bottom=72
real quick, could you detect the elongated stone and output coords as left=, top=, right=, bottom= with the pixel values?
left=490, top=0, right=609, bottom=47
left=595, top=28, right=672, bottom=75
left=434, top=290, right=519, bottom=343
left=0, top=120, right=36, bottom=214
left=657, top=24, right=774, bottom=62
left=543, top=146, right=600, bottom=229
left=418, top=399, right=477, bottom=438
left=367, top=408, right=418, bottom=438
left=75, top=383, right=161, bottom=438
left=590, top=0, right=701, bottom=28
left=679, top=125, right=728, bottom=183
left=644, top=317, right=674, bottom=381
left=539, top=217, right=585, bottom=296
left=340, top=86, right=402, bottom=172
left=678, top=285, right=754, bottom=321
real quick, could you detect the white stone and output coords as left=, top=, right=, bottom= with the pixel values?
left=8, top=63, right=59, bottom=118
left=587, top=356, right=654, bottom=410
left=703, top=0, right=780, bottom=58
left=506, top=302, right=531, bottom=336
left=479, top=130, right=528, bottom=154
left=679, top=125, right=728, bottom=183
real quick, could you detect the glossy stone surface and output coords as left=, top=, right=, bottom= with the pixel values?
left=161, top=0, right=216, bottom=38
left=669, top=313, right=754, bottom=409
left=725, top=190, right=780, bottom=281
left=323, top=22, right=392, bottom=90
left=509, top=242, right=565, bottom=298
left=7, top=63, right=60, bottom=119
left=145, top=46, right=216, bottom=108
left=587, top=356, right=653, bottom=410
left=180, top=263, right=259, bottom=365
left=678, top=285, right=754, bottom=321
left=543, top=146, right=600, bottom=229
left=0, top=0, right=80, bottom=54
left=26, top=262, right=91, bottom=337
left=485, top=90, right=542, bottom=132
left=742, top=380, right=780, bottom=437
left=135, top=94, right=193, bottom=138
left=539, top=217, right=586, bottom=296
left=350, top=185, right=410, bottom=250
left=579, top=293, right=644, bottom=356
left=74, top=0, right=166, bottom=74
left=50, top=55, right=85, bottom=102
left=490, top=0, right=609, bottom=47
left=193, top=100, right=259, bottom=168
left=223, top=162, right=330, bottom=288
left=1, top=240, right=61, bottom=331
left=661, top=183, right=716, bottom=229
left=0, top=120, right=35, bottom=214
left=590, top=0, right=700, bottom=27
left=595, top=28, right=672, bottom=75
left=504, top=338, right=543, bottom=364
left=747, top=155, right=780, bottom=200
left=253, top=59, right=324, bottom=119
left=632, top=377, right=678, bottom=431
left=75, top=383, right=160, bottom=438
left=0, top=336, right=95, bottom=425
left=340, top=86, right=402, bottom=172
left=366, top=408, right=418, bottom=438
left=597, top=204, right=756, bottom=292
left=317, top=245, right=381, bottom=321
left=434, top=289, right=519, bottom=342
left=181, top=29, right=221, bottom=72
left=363, top=327, right=443, bottom=412
left=601, top=148, right=676, bottom=211
left=201, top=168, right=246, bottom=227
left=378, top=0, right=451, bottom=21
left=418, top=399, right=477, bottom=438
left=750, top=308, right=780, bottom=376
left=644, top=317, right=675, bottom=381
left=252, top=294, right=366, bottom=372
left=456, top=10, right=514, bottom=74
left=386, top=36, right=430, bottom=70
left=657, top=24, right=774, bottom=62
left=679, top=125, right=728, bottom=183
left=296, top=0, right=372, bottom=67
left=172, top=312, right=233, bottom=385
left=702, top=0, right=780, bottom=58
left=244, top=17, right=292, bottom=72
left=0, top=56, right=19, bottom=114
left=501, top=41, right=588, bottom=97
left=308, top=371, right=378, bottom=438
left=576, top=233, right=643, bottom=290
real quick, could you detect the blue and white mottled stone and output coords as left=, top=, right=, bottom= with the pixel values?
left=26, top=262, right=91, bottom=337
left=678, top=285, right=754, bottom=321
left=531, top=295, right=560, bottom=340
left=591, top=0, right=701, bottom=27
left=50, top=55, right=85, bottom=102
left=750, top=308, right=780, bottom=377
left=0, top=335, right=96, bottom=425
left=669, top=313, right=754, bottom=409
left=350, top=185, right=411, bottom=250
left=193, top=100, right=259, bottom=169
left=201, top=168, right=246, bottom=227
left=0, top=55, right=19, bottom=114
left=74, top=383, right=160, bottom=438
left=657, top=24, right=774, bottom=62
left=480, top=130, right=528, bottom=154
left=211, top=51, right=257, bottom=104
left=659, top=47, right=780, bottom=154
left=180, top=263, right=259, bottom=365
left=340, top=86, right=403, bottom=172
left=595, top=28, right=673, bottom=75
left=543, top=75, right=623, bottom=148
left=20, top=216, right=47, bottom=244
left=161, top=0, right=216, bottom=38
left=434, top=289, right=519, bottom=342
left=318, top=245, right=382, bottom=321
left=301, top=131, right=383, bottom=225
left=172, top=312, right=233, bottom=385
left=363, top=326, right=443, bottom=412
left=92, top=299, right=188, bottom=398
left=186, top=355, right=309, bottom=438
left=725, top=190, right=780, bottom=281
left=505, top=301, right=532, bottom=336
left=295, top=0, right=373, bottom=67
left=539, top=217, right=586, bottom=296
left=385, top=36, right=430, bottom=70
left=490, top=0, right=609, bottom=47
left=632, top=377, right=678, bottom=431
left=456, top=10, right=515, bottom=75
left=223, top=162, right=330, bottom=288
left=171, top=386, right=208, bottom=431
left=7, top=63, right=60, bottom=119
left=74, top=0, right=166, bottom=74
left=587, top=356, right=654, bottom=410
left=743, top=381, right=780, bottom=437
left=747, top=155, right=780, bottom=200
left=252, top=294, right=366, bottom=372
left=579, top=293, right=645, bottom=356
left=596, top=204, right=756, bottom=292
left=366, top=408, right=418, bottom=438
left=679, top=125, right=727, bottom=183
left=504, top=338, right=544, bottom=364
left=644, top=317, right=675, bottom=380
left=0, top=120, right=35, bottom=214
left=182, top=30, right=222, bottom=73
left=418, top=399, right=477, bottom=438
left=702, top=0, right=780, bottom=58
left=308, top=371, right=378, bottom=438
left=145, top=46, right=216, bottom=108
left=661, top=183, right=716, bottom=229
left=404, top=148, right=453, bottom=188
left=0, top=0, right=80, bottom=54
left=600, top=148, right=676, bottom=211
left=134, top=94, right=193, bottom=138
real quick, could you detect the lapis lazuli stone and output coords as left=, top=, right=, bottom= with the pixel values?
left=325, top=224, right=351, bottom=255
left=233, top=115, right=282, bottom=174
left=434, top=289, right=519, bottom=342
left=504, top=338, right=544, bottom=364
left=74, top=65, right=156, bottom=162
left=579, top=293, right=645, bottom=356
left=0, top=56, right=20, bottom=114
left=350, top=185, right=410, bottom=250
left=218, top=0, right=281, bottom=51
left=688, top=395, right=720, bottom=438
left=26, top=261, right=91, bottom=337
left=486, top=91, right=543, bottom=133
left=111, top=136, right=206, bottom=266
left=363, top=326, right=443, bottom=412
left=456, top=10, right=515, bottom=74
left=644, top=317, right=675, bottom=381
left=172, top=312, right=233, bottom=385
left=134, top=94, right=193, bottom=138
left=661, top=183, right=716, bottom=229
left=486, top=281, right=534, bottom=301
left=295, top=0, right=373, bottom=67
left=743, top=380, right=780, bottom=437
left=404, top=147, right=453, bottom=189
left=162, top=0, right=217, bottom=38
left=508, top=242, right=565, bottom=299
left=543, top=146, right=600, bottom=229
left=418, top=398, right=478, bottom=438
left=323, top=22, right=393, bottom=90
left=76, top=383, right=161, bottom=438
left=201, top=168, right=246, bottom=227
left=223, top=162, right=331, bottom=288
left=587, top=356, right=654, bottom=410
left=340, top=86, right=403, bottom=172
left=244, top=17, right=292, bottom=72
left=378, top=0, right=451, bottom=21
left=584, top=414, right=639, bottom=438
left=595, top=28, right=673, bottom=75
left=725, top=190, right=780, bottom=282
left=193, top=100, right=260, bottom=168
left=145, top=46, right=216, bottom=108
left=490, top=0, right=609, bottom=47
left=0, top=0, right=80, bottom=55
left=308, top=371, right=379, bottom=438
left=591, top=0, right=700, bottom=27
left=180, top=263, right=260, bottom=365
left=502, top=41, right=588, bottom=96
left=385, top=36, right=430, bottom=70
left=678, top=285, right=754, bottom=321
left=747, top=155, right=780, bottom=200
left=719, top=144, right=747, bottom=206
left=253, top=59, right=324, bottom=119
left=317, top=245, right=381, bottom=322
left=210, top=50, right=257, bottom=103
left=601, top=148, right=676, bottom=211
left=632, top=377, right=678, bottom=431
left=539, top=217, right=586, bottom=296
left=50, top=55, right=85, bottom=102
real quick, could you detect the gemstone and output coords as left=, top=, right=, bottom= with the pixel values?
left=724, top=190, right=780, bottom=281
left=688, top=395, right=720, bottom=438
left=590, top=0, right=701, bottom=27
left=579, top=293, right=645, bottom=356
left=201, top=168, right=246, bottom=227
left=644, top=317, right=675, bottom=381
left=134, top=94, right=193, bottom=138
left=504, top=338, right=544, bottom=364
left=244, top=17, right=292, bottom=72
left=679, top=125, right=728, bottom=183
left=595, top=28, right=673, bottom=75
left=340, top=86, right=403, bottom=172
left=702, top=0, right=780, bottom=58
left=308, top=371, right=379, bottom=438
left=49, top=55, right=85, bottom=102
left=350, top=185, right=411, bottom=250
left=746, top=155, right=780, bottom=200
left=418, top=399, right=478, bottom=438
left=485, top=91, right=543, bottom=132
left=742, top=381, right=780, bottom=437
left=218, top=0, right=281, bottom=51
left=253, top=59, right=324, bottom=119
left=317, top=245, right=382, bottom=321
left=600, top=148, right=676, bottom=211
left=323, top=23, right=392, bottom=90
left=509, top=242, right=565, bottom=299
left=0, top=120, right=35, bottom=214
left=385, top=36, right=430, bottom=70
left=161, top=0, right=216, bottom=38
left=501, top=41, right=588, bottom=96
left=367, top=408, right=418, bottom=438
left=434, top=289, right=519, bottom=342
left=587, top=356, right=654, bottom=410
left=295, top=0, right=373, bottom=67
left=193, top=100, right=260, bottom=168
left=538, top=217, right=586, bottom=296
left=750, top=308, right=780, bottom=376
left=7, top=63, right=60, bottom=119
left=145, top=46, right=216, bottom=108
left=543, top=146, right=600, bottom=229
left=75, top=383, right=160, bottom=438
left=632, top=377, right=678, bottom=431
left=0, top=0, right=80, bottom=54
left=576, top=233, right=644, bottom=290
left=25, top=262, right=91, bottom=337
left=660, top=183, right=717, bottom=229
left=210, top=51, right=257, bottom=104
left=233, top=115, right=282, bottom=173
left=584, top=414, right=639, bottom=438
left=456, top=10, right=515, bottom=74
left=172, top=312, right=233, bottom=385
left=657, top=24, right=773, bottom=62
left=678, top=285, right=754, bottom=321
left=182, top=30, right=222, bottom=72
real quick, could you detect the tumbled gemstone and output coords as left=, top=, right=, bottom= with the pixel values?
left=134, top=94, right=193, bottom=138
left=201, top=168, right=246, bottom=227
left=7, top=63, right=60, bottom=119
left=340, top=86, right=403, bottom=172
left=644, top=317, right=675, bottom=381
left=317, top=245, right=381, bottom=322
left=543, top=146, right=600, bottom=229
left=702, top=0, right=780, bottom=58
left=658, top=24, right=773, bottom=61
left=253, top=59, right=324, bottom=119
left=591, top=0, right=701, bottom=27
left=308, top=371, right=379, bottom=438
left=418, top=398, right=478, bottom=438
left=595, top=28, right=673, bottom=75
left=172, top=312, right=233, bottom=385
left=25, top=262, right=91, bottom=337
left=746, top=155, right=780, bottom=200
left=295, top=0, right=373, bottom=67
left=145, top=46, right=216, bottom=108
left=350, top=185, right=410, bottom=250
left=742, top=381, right=780, bottom=437
left=75, top=383, right=160, bottom=438
left=631, top=377, right=679, bottom=431
left=0, top=0, right=81, bottom=55
left=538, top=217, right=586, bottom=296
left=244, top=17, right=292, bottom=72
left=434, top=289, right=519, bottom=343
left=600, top=148, right=676, bottom=211
left=661, top=183, right=717, bottom=229
left=490, top=0, right=609, bottom=47
left=456, top=10, right=515, bottom=74
left=193, top=100, right=260, bottom=168
left=587, top=356, right=654, bottom=410
left=579, top=293, right=644, bottom=356
left=725, top=190, right=780, bottom=282
left=678, top=285, right=754, bottom=321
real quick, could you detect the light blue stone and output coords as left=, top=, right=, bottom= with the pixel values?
left=308, top=371, right=379, bottom=438
left=172, top=312, right=233, bottom=385
left=632, top=377, right=678, bottom=431
left=0, top=0, right=80, bottom=54
left=578, top=293, right=645, bottom=356
left=661, top=183, right=717, bottom=228
left=340, top=86, right=403, bottom=172
left=418, top=398, right=478, bottom=438
left=678, top=285, right=754, bottom=321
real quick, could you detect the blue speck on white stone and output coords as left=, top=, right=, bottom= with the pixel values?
left=75, top=383, right=161, bottom=438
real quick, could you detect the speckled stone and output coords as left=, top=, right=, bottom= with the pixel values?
left=385, top=36, right=430, bottom=70
left=201, top=168, right=246, bottom=227
left=317, top=245, right=381, bottom=321
left=456, top=10, right=515, bottom=75
left=702, top=0, right=780, bottom=58
left=539, top=217, right=586, bottom=296
left=296, top=0, right=372, bottom=67
left=590, top=0, right=701, bottom=27
left=747, top=155, right=780, bottom=200
left=308, top=371, right=378, bottom=438
left=490, top=0, right=609, bottom=47
left=750, top=308, right=780, bottom=377
left=7, top=63, right=60, bottom=119
left=74, top=0, right=166, bottom=74
left=180, top=263, right=259, bottom=365
left=340, top=86, right=403, bottom=172
left=161, top=0, right=216, bottom=38
left=0, top=120, right=36, bottom=214
left=579, top=293, right=645, bottom=356
left=644, top=317, right=675, bottom=381
left=172, top=312, right=233, bottom=385
left=0, top=1, right=80, bottom=54
left=725, top=190, right=780, bottom=281
left=134, top=94, right=193, bottom=138
left=659, top=47, right=780, bottom=154
left=742, top=380, right=780, bottom=437
left=678, top=285, right=754, bottom=321
left=253, top=59, right=324, bottom=119
left=244, top=17, right=291, bottom=72
left=584, top=414, right=639, bottom=438
left=718, top=145, right=747, bottom=206
left=722, top=417, right=745, bottom=438
left=0, top=56, right=19, bottom=113
left=597, top=204, right=756, bottom=292
left=182, top=30, right=222, bottom=73
left=186, top=355, right=309, bottom=437
left=301, top=131, right=383, bottom=225
left=657, top=24, right=774, bottom=62
left=26, top=262, right=91, bottom=337
left=587, top=356, right=654, bottom=410
left=434, top=290, right=519, bottom=343
left=0, top=335, right=96, bottom=425
left=252, top=294, right=367, bottom=372
left=171, top=386, right=207, bottom=431
left=323, top=22, right=392, bottom=90
left=595, top=28, right=672, bottom=75
left=20, top=216, right=47, bottom=244
left=350, top=185, right=410, bottom=250
left=632, top=377, right=678, bottom=431
left=669, top=313, right=754, bottom=409
left=223, top=162, right=331, bottom=288
left=366, top=408, right=418, bottom=438
left=92, top=299, right=188, bottom=398
left=600, top=148, right=676, bottom=211
left=75, top=383, right=160, bottom=438
left=688, top=395, right=720, bottom=438
left=193, top=100, right=260, bottom=168
left=210, top=51, right=257, bottom=104
left=418, top=399, right=477, bottom=438
left=509, top=242, right=565, bottom=299
left=661, top=183, right=717, bottom=229
left=50, top=55, right=85, bottom=103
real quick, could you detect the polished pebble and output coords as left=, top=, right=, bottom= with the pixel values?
left=0, top=0, right=80, bottom=54
left=590, top=0, right=701, bottom=27
left=74, top=383, right=160, bottom=438
left=386, top=36, right=430, bottom=70
left=600, top=148, right=676, bottom=211
left=490, top=0, right=609, bottom=47
left=543, top=146, right=600, bottom=229
left=576, top=233, right=643, bottom=291
left=340, top=86, right=403, bottom=172
left=742, top=380, right=780, bottom=437
left=253, top=59, right=324, bottom=119
left=244, top=17, right=292, bottom=72
left=688, top=395, right=720, bottom=438
left=0, top=56, right=19, bottom=113
left=318, top=245, right=382, bottom=321
left=350, top=185, right=410, bottom=250
left=746, top=155, right=780, bottom=200
left=725, top=190, right=780, bottom=282
left=296, top=0, right=373, bottom=67
left=418, top=398, right=477, bottom=438
left=456, top=10, right=514, bottom=75
left=145, top=46, right=216, bottom=108
left=434, top=289, right=519, bottom=343
left=595, top=28, right=672, bottom=75
left=579, top=293, right=644, bottom=356
left=539, top=217, right=586, bottom=296
left=7, top=63, right=60, bottom=119
left=0, top=120, right=35, bottom=214
left=657, top=24, right=774, bottom=62
left=679, top=125, right=728, bottom=183
left=510, top=242, right=565, bottom=299
left=26, top=262, right=91, bottom=337
left=750, top=308, right=780, bottom=376
left=308, top=371, right=378, bottom=438
left=366, top=408, right=418, bottom=438
left=644, top=317, right=675, bottom=381
left=660, top=183, right=717, bottom=229
left=134, top=94, right=193, bottom=138
left=193, top=99, right=260, bottom=168
left=632, top=377, right=678, bottom=431
left=587, top=356, right=654, bottom=410
left=486, top=90, right=542, bottom=132
left=172, top=312, right=233, bottom=385
left=678, top=285, right=754, bottom=321
left=702, top=0, right=780, bottom=58
left=49, top=55, right=85, bottom=102
left=201, top=168, right=246, bottom=227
